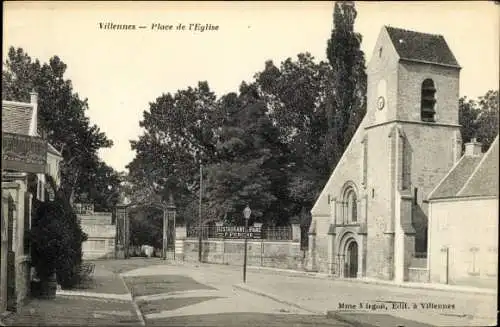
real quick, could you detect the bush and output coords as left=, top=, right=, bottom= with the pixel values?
left=30, top=196, right=87, bottom=288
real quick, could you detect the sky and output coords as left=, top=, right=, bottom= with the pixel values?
left=3, top=1, right=499, bottom=172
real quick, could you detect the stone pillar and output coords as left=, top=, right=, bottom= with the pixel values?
left=357, top=235, right=365, bottom=278
left=327, top=197, right=337, bottom=275
left=327, top=231, right=336, bottom=275
left=291, top=224, right=300, bottom=242
left=1, top=194, right=10, bottom=313
left=115, top=204, right=129, bottom=259
left=175, top=226, right=187, bottom=261
left=306, top=220, right=317, bottom=272
left=394, top=194, right=416, bottom=282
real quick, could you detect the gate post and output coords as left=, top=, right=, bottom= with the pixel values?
left=165, top=196, right=176, bottom=260
left=1, top=194, right=11, bottom=313
left=115, top=194, right=130, bottom=259
left=306, top=220, right=318, bottom=272
left=175, top=226, right=186, bottom=261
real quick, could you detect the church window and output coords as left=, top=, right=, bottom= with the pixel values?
left=421, top=79, right=436, bottom=122
left=343, top=187, right=358, bottom=223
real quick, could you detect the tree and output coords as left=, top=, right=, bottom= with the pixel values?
left=474, top=90, right=499, bottom=151
left=324, top=1, right=367, bottom=167
left=459, top=90, right=499, bottom=152
left=30, top=175, right=87, bottom=289
left=203, top=82, right=289, bottom=226
left=255, top=54, right=332, bottom=223
left=128, top=81, right=221, bottom=226
left=2, top=47, right=116, bottom=208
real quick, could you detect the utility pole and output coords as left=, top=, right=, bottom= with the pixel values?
left=198, top=163, right=203, bottom=262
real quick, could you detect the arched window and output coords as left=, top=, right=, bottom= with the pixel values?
left=421, top=79, right=436, bottom=122
left=344, top=188, right=358, bottom=223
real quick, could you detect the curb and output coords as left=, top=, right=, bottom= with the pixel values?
left=118, top=275, right=146, bottom=327
left=56, top=290, right=132, bottom=301
left=246, top=266, right=496, bottom=296
left=232, top=284, right=322, bottom=315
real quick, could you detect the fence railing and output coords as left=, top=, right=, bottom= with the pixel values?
left=186, top=225, right=293, bottom=241
left=262, top=226, right=292, bottom=241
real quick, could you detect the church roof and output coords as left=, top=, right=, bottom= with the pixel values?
left=428, top=136, right=499, bottom=200
left=2, top=101, right=33, bottom=135
left=385, top=26, right=460, bottom=68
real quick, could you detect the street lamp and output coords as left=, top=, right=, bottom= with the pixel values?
left=242, top=205, right=251, bottom=283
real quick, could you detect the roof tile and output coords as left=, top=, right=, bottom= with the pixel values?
left=458, top=136, right=499, bottom=197
left=429, top=156, right=483, bottom=199
left=2, top=102, right=33, bottom=135
left=385, top=26, right=460, bottom=67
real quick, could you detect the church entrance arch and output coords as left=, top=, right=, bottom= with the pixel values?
left=345, top=240, right=358, bottom=278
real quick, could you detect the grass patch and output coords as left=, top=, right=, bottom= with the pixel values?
left=140, top=296, right=221, bottom=314
left=124, top=275, right=215, bottom=297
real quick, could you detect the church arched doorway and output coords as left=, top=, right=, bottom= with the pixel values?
left=344, top=240, right=358, bottom=278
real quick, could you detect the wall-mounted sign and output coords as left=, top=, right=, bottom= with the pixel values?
left=73, top=203, right=95, bottom=214
left=215, top=226, right=262, bottom=239
left=2, top=132, right=47, bottom=173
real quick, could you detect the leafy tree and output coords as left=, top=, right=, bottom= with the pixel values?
left=459, top=90, right=499, bottom=152
left=30, top=175, right=87, bottom=289
left=324, top=0, right=367, bottom=167
left=79, top=160, right=122, bottom=212
left=474, top=90, right=499, bottom=151
left=252, top=1, right=367, bottom=227
left=2, top=47, right=116, bottom=208
left=203, top=83, right=289, bottom=226
left=255, top=54, right=332, bottom=223
left=128, top=81, right=221, bottom=226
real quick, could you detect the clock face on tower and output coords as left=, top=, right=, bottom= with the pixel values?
left=377, top=96, right=385, bottom=110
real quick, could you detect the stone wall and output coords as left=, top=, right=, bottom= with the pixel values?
left=181, top=239, right=305, bottom=270
left=79, top=213, right=116, bottom=260
left=408, top=267, right=429, bottom=283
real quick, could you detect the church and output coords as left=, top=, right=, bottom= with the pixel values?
left=309, top=25, right=469, bottom=283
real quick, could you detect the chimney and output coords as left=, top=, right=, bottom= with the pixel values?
left=464, top=138, right=483, bottom=156
left=29, top=89, right=38, bottom=136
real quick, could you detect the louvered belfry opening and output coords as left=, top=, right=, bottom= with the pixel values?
left=421, top=79, right=436, bottom=122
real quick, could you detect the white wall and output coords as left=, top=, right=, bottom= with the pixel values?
left=428, top=197, right=498, bottom=288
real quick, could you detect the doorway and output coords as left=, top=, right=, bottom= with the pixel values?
left=345, top=240, right=358, bottom=278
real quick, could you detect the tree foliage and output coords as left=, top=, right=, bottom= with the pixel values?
left=459, top=90, right=499, bottom=152
left=128, top=1, right=368, bottom=229
left=127, top=1, right=496, bottom=239
left=2, top=47, right=121, bottom=210
left=30, top=177, right=87, bottom=288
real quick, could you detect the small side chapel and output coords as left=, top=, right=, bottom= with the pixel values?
left=309, top=26, right=463, bottom=282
